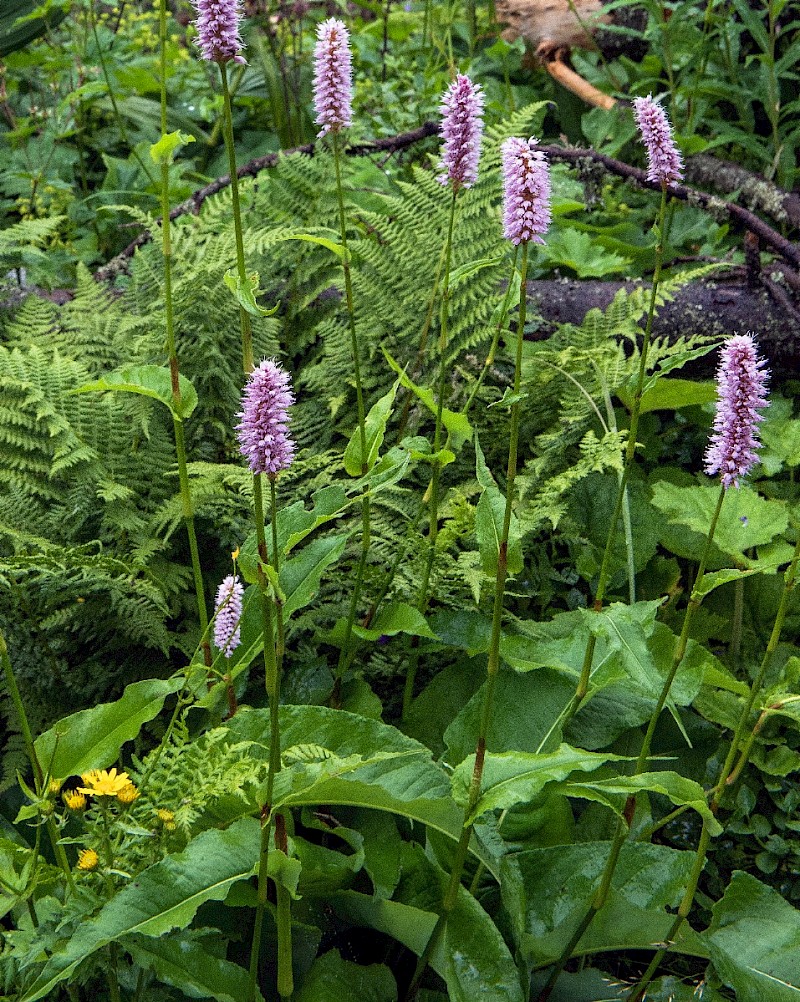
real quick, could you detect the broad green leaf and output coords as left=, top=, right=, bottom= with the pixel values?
left=693, top=566, right=763, bottom=598
left=223, top=270, right=280, bottom=317
left=149, top=130, right=195, bottom=165
left=705, top=871, right=800, bottom=1000
left=650, top=481, right=788, bottom=559
left=453, top=745, right=620, bottom=822
left=73, top=364, right=198, bottom=420
left=474, top=437, right=523, bottom=577
left=220, top=707, right=494, bottom=874
left=501, top=841, right=708, bottom=967
left=333, top=885, right=524, bottom=1002
left=637, top=377, right=717, bottom=414
left=443, top=667, right=575, bottom=765
left=352, top=602, right=436, bottom=642
left=35, top=677, right=184, bottom=779
left=383, top=350, right=472, bottom=449
left=295, top=949, right=396, bottom=1002
left=20, top=818, right=260, bottom=1002
left=281, top=535, right=348, bottom=615
left=125, top=931, right=262, bottom=1002
left=563, top=771, right=722, bottom=835
left=343, top=382, right=398, bottom=477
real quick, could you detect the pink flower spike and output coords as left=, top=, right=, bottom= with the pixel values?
left=214, top=575, right=244, bottom=657
left=437, top=74, right=485, bottom=191
left=313, top=18, right=353, bottom=137
left=704, top=335, right=769, bottom=489
left=237, top=359, right=296, bottom=476
left=501, top=137, right=552, bottom=245
left=633, top=95, right=683, bottom=186
left=191, top=0, right=246, bottom=65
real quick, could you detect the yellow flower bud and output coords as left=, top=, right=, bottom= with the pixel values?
left=63, top=791, right=88, bottom=811
left=117, top=783, right=140, bottom=805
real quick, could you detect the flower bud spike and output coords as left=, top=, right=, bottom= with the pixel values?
left=501, top=137, right=552, bottom=245
left=705, top=334, right=769, bottom=489
left=313, top=18, right=353, bottom=137
left=437, top=74, right=485, bottom=191
left=191, top=0, right=246, bottom=64
left=213, top=574, right=244, bottom=657
left=633, top=95, right=683, bottom=186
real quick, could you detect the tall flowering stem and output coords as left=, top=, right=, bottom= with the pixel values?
left=410, top=137, right=546, bottom=995
left=160, top=0, right=212, bottom=667
left=565, top=96, right=682, bottom=727
left=238, top=359, right=295, bottom=1001
left=403, top=76, right=484, bottom=715
left=538, top=101, right=683, bottom=1001
left=628, top=337, right=771, bottom=1002
left=310, top=20, right=369, bottom=687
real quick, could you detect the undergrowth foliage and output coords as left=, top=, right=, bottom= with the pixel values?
left=2, top=3, right=800, bottom=1002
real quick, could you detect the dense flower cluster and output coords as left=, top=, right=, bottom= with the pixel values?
left=501, top=137, right=552, bottom=245
left=633, top=95, right=683, bottom=186
left=313, top=18, right=353, bottom=136
left=437, top=74, right=485, bottom=190
left=236, top=359, right=296, bottom=475
left=705, top=334, right=769, bottom=489
left=213, top=574, right=244, bottom=657
left=191, top=0, right=245, bottom=64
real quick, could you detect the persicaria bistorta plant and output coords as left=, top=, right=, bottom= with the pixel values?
left=633, top=94, right=683, bottom=186
left=705, top=333, right=769, bottom=489
left=236, top=359, right=296, bottom=476
left=213, top=574, right=244, bottom=656
left=313, top=18, right=353, bottom=137
left=437, top=74, right=485, bottom=190
left=501, top=137, right=552, bottom=245
left=191, top=0, right=246, bottom=64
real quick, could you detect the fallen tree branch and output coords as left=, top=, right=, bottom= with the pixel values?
left=685, top=153, right=800, bottom=231
left=524, top=267, right=800, bottom=366
left=95, top=122, right=800, bottom=283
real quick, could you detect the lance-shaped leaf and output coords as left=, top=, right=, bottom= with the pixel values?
left=35, top=677, right=184, bottom=779
left=452, top=745, right=621, bottom=823
left=125, top=931, right=263, bottom=1002
left=281, top=534, right=349, bottom=615
left=343, top=381, right=398, bottom=477
left=474, top=436, right=523, bottom=577
left=73, top=365, right=198, bottom=420
left=20, top=818, right=260, bottom=1002
left=562, top=771, right=722, bottom=835
left=383, top=350, right=472, bottom=449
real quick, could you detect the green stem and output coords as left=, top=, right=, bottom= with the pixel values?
left=566, top=184, right=669, bottom=722
left=712, top=532, right=800, bottom=810
left=157, top=0, right=210, bottom=661
left=274, top=814, right=294, bottom=998
left=270, top=476, right=285, bottom=673
left=408, top=243, right=530, bottom=997
left=220, top=61, right=254, bottom=372
left=247, top=475, right=282, bottom=1002
left=0, top=628, right=75, bottom=892
left=332, top=129, right=372, bottom=685
left=402, top=189, right=458, bottom=717
left=538, top=481, right=725, bottom=1002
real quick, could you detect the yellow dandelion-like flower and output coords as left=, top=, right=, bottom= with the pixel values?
left=62, top=790, right=87, bottom=811
left=48, top=778, right=63, bottom=795
left=156, top=808, right=175, bottom=823
left=77, top=848, right=99, bottom=871
left=117, top=783, right=140, bottom=805
left=78, top=768, right=131, bottom=797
